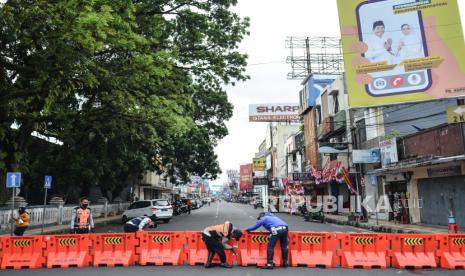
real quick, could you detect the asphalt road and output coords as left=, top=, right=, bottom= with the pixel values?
left=2, top=202, right=461, bottom=275
left=96, top=201, right=364, bottom=233
left=2, top=264, right=463, bottom=276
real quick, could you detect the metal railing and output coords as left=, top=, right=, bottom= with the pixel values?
left=0, top=202, right=130, bottom=233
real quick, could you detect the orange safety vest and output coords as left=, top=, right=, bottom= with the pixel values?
left=207, top=222, right=232, bottom=237
left=75, top=208, right=91, bottom=228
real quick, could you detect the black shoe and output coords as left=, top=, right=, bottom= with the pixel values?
left=261, top=263, right=273, bottom=269
left=204, top=252, right=214, bottom=268
left=220, top=262, right=232, bottom=268
left=282, top=260, right=288, bottom=268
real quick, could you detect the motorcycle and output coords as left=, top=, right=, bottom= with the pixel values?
left=299, top=204, right=325, bottom=223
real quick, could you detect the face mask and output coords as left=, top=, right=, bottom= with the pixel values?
left=81, top=204, right=89, bottom=209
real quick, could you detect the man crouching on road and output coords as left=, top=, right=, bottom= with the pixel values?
left=246, top=212, right=288, bottom=269
left=202, top=221, right=243, bottom=268
left=124, top=215, right=157, bottom=232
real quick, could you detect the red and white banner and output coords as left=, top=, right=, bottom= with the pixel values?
left=239, top=164, right=253, bottom=191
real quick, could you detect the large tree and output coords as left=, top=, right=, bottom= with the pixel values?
left=0, top=0, right=249, bottom=202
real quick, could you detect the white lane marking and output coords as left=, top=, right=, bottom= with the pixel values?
left=249, top=216, right=254, bottom=219
left=215, top=202, right=219, bottom=218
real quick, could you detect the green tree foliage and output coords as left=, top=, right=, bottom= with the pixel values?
left=0, top=0, right=249, bottom=202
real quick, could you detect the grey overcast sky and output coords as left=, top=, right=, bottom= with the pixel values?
left=211, top=0, right=465, bottom=188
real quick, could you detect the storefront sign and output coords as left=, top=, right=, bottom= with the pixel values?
left=353, top=148, right=380, bottom=163
left=427, top=166, right=462, bottom=178
left=292, top=172, right=314, bottom=182
left=253, top=157, right=266, bottom=171
left=253, top=178, right=269, bottom=186
left=379, top=138, right=399, bottom=167
left=318, top=142, right=349, bottom=154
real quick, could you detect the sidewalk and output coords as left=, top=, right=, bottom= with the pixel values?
left=0, top=215, right=121, bottom=236
left=324, top=213, right=451, bottom=234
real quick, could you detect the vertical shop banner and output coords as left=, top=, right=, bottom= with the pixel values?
left=379, top=138, right=399, bottom=167
left=239, top=164, right=253, bottom=191
left=337, top=0, right=465, bottom=107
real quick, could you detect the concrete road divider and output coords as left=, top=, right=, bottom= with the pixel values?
left=137, top=231, right=186, bottom=266
left=92, top=233, right=137, bottom=267
left=0, top=236, right=46, bottom=269
left=289, top=232, right=338, bottom=268
left=337, top=233, right=389, bottom=269
left=44, top=234, right=92, bottom=268
left=390, top=234, right=438, bottom=269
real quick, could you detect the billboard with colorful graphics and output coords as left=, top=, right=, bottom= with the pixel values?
left=337, top=0, right=465, bottom=107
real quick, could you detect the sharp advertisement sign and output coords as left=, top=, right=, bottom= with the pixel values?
left=337, top=0, right=465, bottom=107
left=249, top=103, right=300, bottom=122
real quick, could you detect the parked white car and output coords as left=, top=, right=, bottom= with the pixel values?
left=122, top=199, right=173, bottom=223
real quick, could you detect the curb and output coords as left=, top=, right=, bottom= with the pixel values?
left=1, top=216, right=121, bottom=236
left=324, top=217, right=420, bottom=234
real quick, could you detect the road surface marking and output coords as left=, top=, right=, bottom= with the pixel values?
left=215, top=202, right=219, bottom=218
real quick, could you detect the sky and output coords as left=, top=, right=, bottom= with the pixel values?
left=211, top=0, right=465, bottom=187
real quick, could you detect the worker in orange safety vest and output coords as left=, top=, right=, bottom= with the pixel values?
left=70, top=197, right=94, bottom=234
left=202, top=221, right=243, bottom=268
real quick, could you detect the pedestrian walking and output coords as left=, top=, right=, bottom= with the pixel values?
left=202, top=221, right=243, bottom=268
left=245, top=212, right=288, bottom=269
left=70, top=197, right=94, bottom=234
left=123, top=215, right=157, bottom=233
left=13, top=207, right=30, bottom=236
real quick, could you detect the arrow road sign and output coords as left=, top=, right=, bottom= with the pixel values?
left=44, top=175, right=52, bottom=189
left=6, top=172, right=21, bottom=188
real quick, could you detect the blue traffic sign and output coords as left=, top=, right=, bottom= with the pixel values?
left=44, top=175, right=52, bottom=189
left=6, top=172, right=21, bottom=188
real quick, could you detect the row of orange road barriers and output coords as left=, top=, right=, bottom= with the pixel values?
left=0, top=231, right=465, bottom=270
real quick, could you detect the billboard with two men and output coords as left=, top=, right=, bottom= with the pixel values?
left=337, top=0, right=465, bottom=107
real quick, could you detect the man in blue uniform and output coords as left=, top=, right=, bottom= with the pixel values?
left=245, top=212, right=288, bottom=269
left=124, top=215, right=157, bottom=232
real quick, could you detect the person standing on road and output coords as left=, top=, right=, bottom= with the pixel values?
left=202, top=221, right=243, bottom=268
left=245, top=212, right=288, bottom=269
left=14, top=207, right=30, bottom=236
left=187, top=199, right=192, bottom=215
left=123, top=215, right=157, bottom=233
left=70, top=197, right=94, bottom=234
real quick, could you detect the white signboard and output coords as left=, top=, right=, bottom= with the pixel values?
left=249, top=103, right=300, bottom=122
left=352, top=148, right=380, bottom=164
left=379, top=138, right=398, bottom=167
